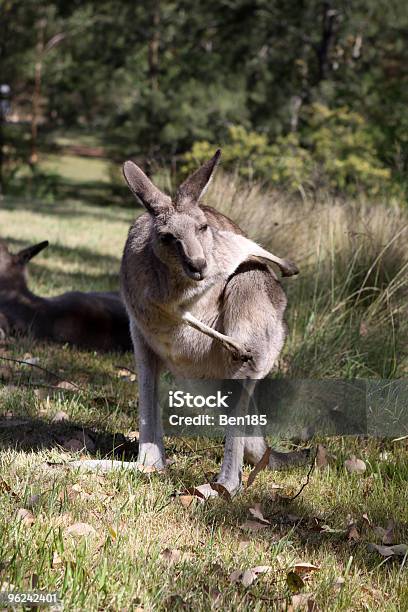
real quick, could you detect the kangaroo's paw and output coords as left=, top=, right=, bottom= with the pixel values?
left=229, top=342, right=253, bottom=363
left=268, top=448, right=311, bottom=471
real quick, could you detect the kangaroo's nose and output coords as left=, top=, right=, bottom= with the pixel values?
left=187, top=257, right=207, bottom=274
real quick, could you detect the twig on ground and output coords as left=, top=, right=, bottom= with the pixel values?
left=0, top=355, right=82, bottom=390
left=288, top=446, right=318, bottom=501
left=5, top=381, right=78, bottom=393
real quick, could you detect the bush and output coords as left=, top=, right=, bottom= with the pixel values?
left=182, top=104, right=392, bottom=196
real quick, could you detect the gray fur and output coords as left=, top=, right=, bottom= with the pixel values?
left=76, top=150, right=308, bottom=493
left=0, top=240, right=131, bottom=352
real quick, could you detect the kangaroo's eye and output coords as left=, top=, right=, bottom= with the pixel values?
left=159, top=233, right=175, bottom=244
left=199, top=224, right=208, bottom=232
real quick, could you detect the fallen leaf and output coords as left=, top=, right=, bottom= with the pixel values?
left=290, top=593, right=319, bottom=610
left=117, top=369, right=136, bottom=382
left=315, top=444, right=329, bottom=469
left=126, top=430, right=140, bottom=441
left=362, top=513, right=372, bottom=528
left=248, top=503, right=270, bottom=524
left=52, top=551, right=63, bottom=568
left=344, top=455, right=366, bottom=474
left=193, top=483, right=219, bottom=499
left=239, top=520, right=269, bottom=533
left=174, top=487, right=207, bottom=504
left=23, top=356, right=40, bottom=366
left=382, top=520, right=395, bottom=545
left=229, top=565, right=271, bottom=587
left=57, top=381, right=78, bottom=391
left=286, top=571, right=305, bottom=593
left=247, top=447, right=271, bottom=488
left=16, top=508, right=35, bottom=526
left=52, top=410, right=69, bottom=423
left=0, top=477, right=19, bottom=499
left=160, top=548, right=192, bottom=564
left=367, top=543, right=408, bottom=557
left=373, top=525, right=386, bottom=539
left=178, top=495, right=195, bottom=508
left=347, top=523, right=360, bottom=542
left=333, top=576, right=345, bottom=592
left=210, top=482, right=232, bottom=500
left=65, top=522, right=96, bottom=537
left=292, top=562, right=320, bottom=575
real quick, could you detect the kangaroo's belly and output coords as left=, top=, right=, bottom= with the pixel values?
left=140, top=310, right=226, bottom=378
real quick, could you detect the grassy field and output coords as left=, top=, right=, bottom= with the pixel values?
left=0, top=157, right=407, bottom=610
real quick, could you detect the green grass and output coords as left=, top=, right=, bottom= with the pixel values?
left=0, top=167, right=407, bottom=610
left=40, top=154, right=111, bottom=184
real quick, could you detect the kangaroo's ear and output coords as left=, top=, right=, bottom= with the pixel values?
left=123, top=161, right=171, bottom=215
left=17, top=241, right=49, bottom=264
left=175, top=149, right=221, bottom=210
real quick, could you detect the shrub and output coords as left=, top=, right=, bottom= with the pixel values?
left=182, top=104, right=392, bottom=196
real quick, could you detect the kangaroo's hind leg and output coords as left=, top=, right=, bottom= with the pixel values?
left=220, top=264, right=310, bottom=484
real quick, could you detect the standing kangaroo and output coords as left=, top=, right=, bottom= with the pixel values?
left=0, top=240, right=132, bottom=352
left=76, top=150, right=308, bottom=495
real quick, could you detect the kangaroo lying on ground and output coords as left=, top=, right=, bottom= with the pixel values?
left=0, top=240, right=132, bottom=352
left=76, top=149, right=309, bottom=496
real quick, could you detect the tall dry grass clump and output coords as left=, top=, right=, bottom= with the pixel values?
left=206, top=173, right=408, bottom=378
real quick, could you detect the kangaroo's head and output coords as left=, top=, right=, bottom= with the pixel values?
left=0, top=240, right=49, bottom=293
left=123, top=150, right=221, bottom=281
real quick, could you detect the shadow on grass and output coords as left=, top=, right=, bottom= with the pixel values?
left=0, top=416, right=139, bottom=461
left=4, top=235, right=121, bottom=265
left=2, top=236, right=122, bottom=293
left=0, top=193, right=138, bottom=223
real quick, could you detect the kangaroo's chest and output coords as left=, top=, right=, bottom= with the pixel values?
left=135, top=287, right=225, bottom=376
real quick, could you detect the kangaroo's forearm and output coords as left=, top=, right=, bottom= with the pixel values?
left=181, top=311, right=251, bottom=361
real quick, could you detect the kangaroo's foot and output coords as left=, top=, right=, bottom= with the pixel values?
left=195, top=475, right=242, bottom=500
left=66, top=442, right=166, bottom=473
left=136, top=442, right=167, bottom=471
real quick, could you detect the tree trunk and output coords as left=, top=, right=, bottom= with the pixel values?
left=30, top=19, right=46, bottom=166
left=316, top=2, right=337, bottom=84
left=148, top=0, right=160, bottom=92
